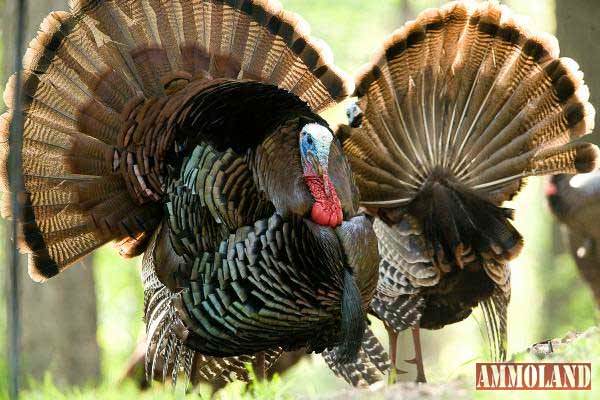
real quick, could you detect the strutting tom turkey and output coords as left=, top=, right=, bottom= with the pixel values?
left=338, top=1, right=598, bottom=382
left=0, top=0, right=388, bottom=388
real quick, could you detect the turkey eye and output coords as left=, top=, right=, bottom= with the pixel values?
left=307, top=136, right=313, bottom=145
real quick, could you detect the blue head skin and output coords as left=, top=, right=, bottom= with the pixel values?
left=299, top=123, right=334, bottom=179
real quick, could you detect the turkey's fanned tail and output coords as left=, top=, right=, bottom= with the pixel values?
left=346, top=0, right=597, bottom=204
left=341, top=0, right=598, bottom=268
left=0, top=0, right=351, bottom=281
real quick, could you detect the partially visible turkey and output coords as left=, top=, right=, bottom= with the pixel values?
left=547, top=173, right=600, bottom=308
left=0, top=0, right=385, bottom=387
left=339, top=1, right=598, bottom=382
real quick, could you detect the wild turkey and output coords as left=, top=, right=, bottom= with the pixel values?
left=338, top=1, right=598, bottom=382
left=0, top=0, right=388, bottom=387
left=547, top=173, right=600, bottom=307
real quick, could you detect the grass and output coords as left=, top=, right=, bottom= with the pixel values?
left=2, top=327, right=598, bottom=400
left=0, top=363, right=321, bottom=400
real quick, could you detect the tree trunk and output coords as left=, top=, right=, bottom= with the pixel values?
left=2, top=0, right=101, bottom=387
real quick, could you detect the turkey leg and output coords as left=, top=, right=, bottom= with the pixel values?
left=405, top=324, right=426, bottom=383
left=254, top=351, right=266, bottom=381
left=385, top=324, right=407, bottom=383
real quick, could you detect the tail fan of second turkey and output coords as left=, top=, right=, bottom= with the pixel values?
left=341, top=0, right=598, bottom=269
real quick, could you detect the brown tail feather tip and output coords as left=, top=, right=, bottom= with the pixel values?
left=15, top=191, right=61, bottom=282
left=574, top=143, right=600, bottom=174
left=528, top=142, right=600, bottom=176
left=569, top=101, right=596, bottom=139
left=524, top=31, right=559, bottom=62
left=28, top=254, right=60, bottom=283
left=2, top=192, right=60, bottom=282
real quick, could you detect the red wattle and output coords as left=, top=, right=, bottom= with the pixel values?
left=305, top=174, right=343, bottom=228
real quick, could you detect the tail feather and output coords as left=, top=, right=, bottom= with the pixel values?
left=341, top=1, right=597, bottom=265
left=2, top=0, right=350, bottom=281
left=445, top=3, right=503, bottom=165
left=474, top=142, right=599, bottom=191
left=344, top=1, right=597, bottom=206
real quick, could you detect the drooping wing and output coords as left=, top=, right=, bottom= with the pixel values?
left=142, top=228, right=284, bottom=385
left=322, top=327, right=390, bottom=387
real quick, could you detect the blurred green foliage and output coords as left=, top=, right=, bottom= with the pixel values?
left=94, top=247, right=144, bottom=383
left=1, top=0, right=599, bottom=399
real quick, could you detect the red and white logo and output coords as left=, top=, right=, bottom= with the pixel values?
left=476, top=363, right=592, bottom=390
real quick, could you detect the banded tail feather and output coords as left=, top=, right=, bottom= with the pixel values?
left=0, top=0, right=351, bottom=281
left=341, top=0, right=598, bottom=268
